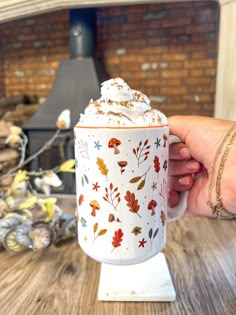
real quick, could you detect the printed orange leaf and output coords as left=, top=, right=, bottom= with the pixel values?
left=111, top=228, right=124, bottom=251
left=129, top=167, right=150, bottom=191
left=137, top=179, right=145, bottom=190
left=129, top=176, right=141, bottom=183
left=96, top=157, right=108, bottom=177
left=93, top=224, right=107, bottom=244
left=93, top=223, right=98, bottom=233
left=98, top=229, right=107, bottom=236
left=124, top=191, right=141, bottom=218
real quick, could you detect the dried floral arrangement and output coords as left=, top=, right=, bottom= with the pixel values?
left=0, top=109, right=77, bottom=254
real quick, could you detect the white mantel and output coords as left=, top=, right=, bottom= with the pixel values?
left=0, top=0, right=217, bottom=23
left=0, top=0, right=236, bottom=121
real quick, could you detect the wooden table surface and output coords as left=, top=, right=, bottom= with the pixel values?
left=0, top=195, right=236, bottom=315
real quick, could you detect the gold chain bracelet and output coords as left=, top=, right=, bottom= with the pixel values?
left=207, top=123, right=236, bottom=220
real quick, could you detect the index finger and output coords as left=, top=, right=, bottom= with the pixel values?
left=169, top=142, right=191, bottom=160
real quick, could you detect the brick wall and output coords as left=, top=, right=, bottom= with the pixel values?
left=0, top=10, right=70, bottom=99
left=0, top=1, right=219, bottom=117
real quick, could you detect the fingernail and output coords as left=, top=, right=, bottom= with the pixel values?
left=187, top=161, right=200, bottom=170
left=179, top=147, right=191, bottom=158
left=179, top=176, right=190, bottom=185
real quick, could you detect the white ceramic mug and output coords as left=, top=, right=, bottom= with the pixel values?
left=74, top=124, right=187, bottom=265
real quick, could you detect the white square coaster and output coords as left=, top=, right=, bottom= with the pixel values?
left=98, top=253, right=176, bottom=302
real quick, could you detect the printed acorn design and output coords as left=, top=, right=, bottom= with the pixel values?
left=108, top=138, right=121, bottom=154
left=108, top=213, right=121, bottom=223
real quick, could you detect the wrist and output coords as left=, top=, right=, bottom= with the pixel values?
left=208, top=123, right=236, bottom=219
left=221, top=142, right=236, bottom=213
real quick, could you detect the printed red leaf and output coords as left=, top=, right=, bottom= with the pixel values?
left=144, top=139, right=149, bottom=146
left=124, top=191, right=141, bottom=217
left=154, top=156, right=160, bottom=173
left=78, top=194, right=84, bottom=206
left=112, top=228, right=124, bottom=248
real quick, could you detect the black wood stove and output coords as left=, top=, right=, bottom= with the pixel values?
left=23, top=8, right=107, bottom=193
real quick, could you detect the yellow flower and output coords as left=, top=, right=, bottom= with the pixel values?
left=37, top=198, right=57, bottom=222
left=59, top=159, right=75, bottom=173
left=5, top=134, right=22, bottom=145
left=13, top=170, right=29, bottom=183
left=9, top=126, right=22, bottom=135
left=19, top=196, right=37, bottom=210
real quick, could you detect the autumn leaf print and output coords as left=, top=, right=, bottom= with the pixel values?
left=97, top=157, right=108, bottom=179
left=93, top=223, right=98, bottom=233
left=160, top=178, right=167, bottom=200
left=124, top=191, right=141, bottom=218
left=81, top=173, right=89, bottom=186
left=77, top=139, right=89, bottom=159
left=93, top=223, right=107, bottom=244
left=149, top=227, right=159, bottom=246
left=131, top=226, right=142, bottom=235
left=133, top=139, right=151, bottom=167
left=78, top=194, right=84, bottom=206
left=103, top=183, right=121, bottom=211
left=111, top=228, right=124, bottom=252
left=129, top=176, right=142, bottom=183
left=153, top=156, right=160, bottom=174
left=160, top=211, right=166, bottom=226
left=129, top=166, right=151, bottom=191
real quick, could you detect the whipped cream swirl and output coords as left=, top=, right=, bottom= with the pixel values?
left=77, top=78, right=167, bottom=127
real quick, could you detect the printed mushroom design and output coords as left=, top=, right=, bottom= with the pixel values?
left=90, top=200, right=100, bottom=217
left=108, top=138, right=121, bottom=154
left=163, top=134, right=168, bottom=147
left=148, top=200, right=157, bottom=216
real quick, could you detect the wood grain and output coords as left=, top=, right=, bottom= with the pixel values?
left=0, top=195, right=236, bottom=315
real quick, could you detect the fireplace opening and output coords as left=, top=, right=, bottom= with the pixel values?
left=23, top=8, right=107, bottom=194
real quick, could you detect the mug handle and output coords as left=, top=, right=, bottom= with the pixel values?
left=167, top=135, right=189, bottom=223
